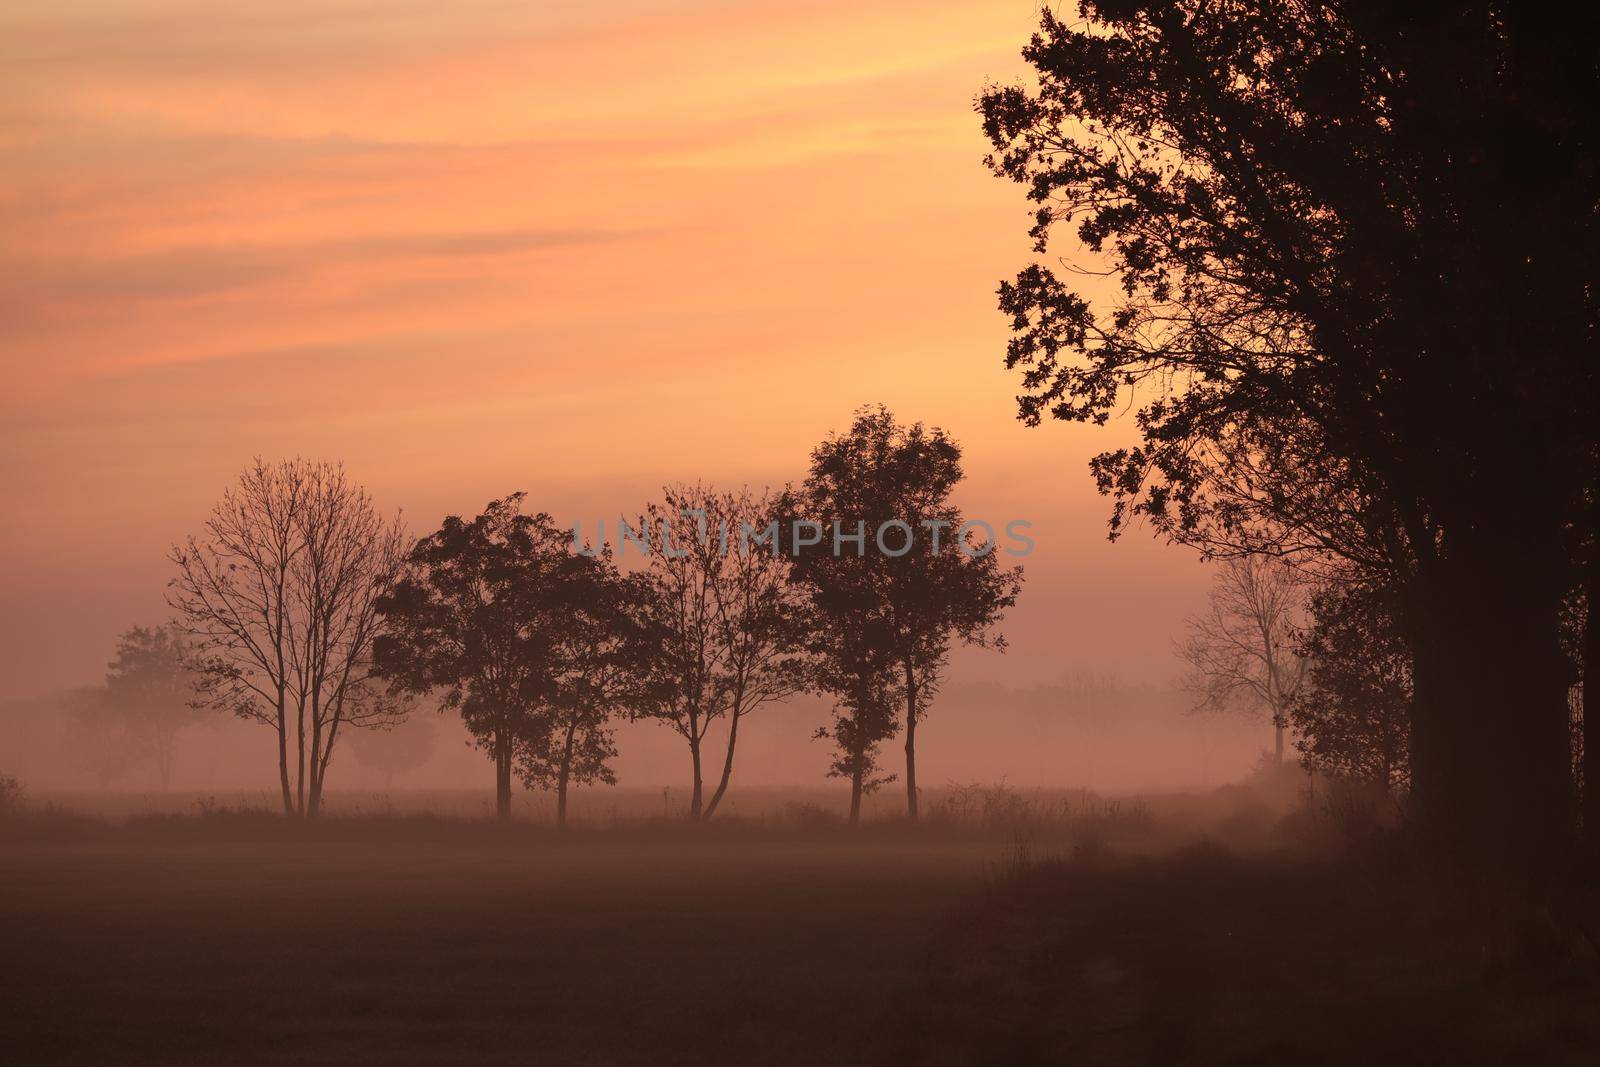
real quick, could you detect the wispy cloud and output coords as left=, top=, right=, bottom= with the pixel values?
left=3, top=226, right=654, bottom=304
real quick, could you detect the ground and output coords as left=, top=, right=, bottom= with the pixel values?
left=3, top=810, right=1598, bottom=1065
left=887, top=845, right=1600, bottom=1065
left=1, top=822, right=1002, bottom=1065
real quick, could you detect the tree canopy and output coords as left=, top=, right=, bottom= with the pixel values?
left=375, top=495, right=599, bottom=819
left=980, top=0, right=1599, bottom=872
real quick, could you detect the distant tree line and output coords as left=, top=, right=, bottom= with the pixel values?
left=157, top=408, right=1020, bottom=822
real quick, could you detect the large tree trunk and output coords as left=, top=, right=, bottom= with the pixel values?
left=1408, top=534, right=1574, bottom=879
left=1584, top=528, right=1599, bottom=856
left=903, top=659, right=920, bottom=822
left=556, top=722, right=576, bottom=827
left=849, top=763, right=864, bottom=825
left=494, top=730, right=513, bottom=820
left=1273, top=718, right=1285, bottom=765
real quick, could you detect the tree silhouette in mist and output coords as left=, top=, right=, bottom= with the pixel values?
left=980, top=2, right=1600, bottom=874
left=628, top=485, right=808, bottom=821
left=169, top=459, right=407, bottom=816
left=788, top=406, right=1021, bottom=821
left=1178, top=558, right=1306, bottom=766
left=517, top=552, right=654, bottom=825
left=102, top=624, right=204, bottom=791
left=1290, top=580, right=1412, bottom=792
left=374, top=494, right=602, bottom=820
left=347, top=710, right=437, bottom=793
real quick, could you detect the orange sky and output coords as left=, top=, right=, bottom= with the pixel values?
left=0, top=0, right=1211, bottom=698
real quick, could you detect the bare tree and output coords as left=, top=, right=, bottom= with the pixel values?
left=627, top=485, right=807, bottom=821
left=1178, top=557, right=1307, bottom=764
left=631, top=484, right=732, bottom=821
left=700, top=488, right=808, bottom=819
left=169, top=459, right=406, bottom=816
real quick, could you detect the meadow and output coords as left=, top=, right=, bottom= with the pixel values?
left=4, top=784, right=1597, bottom=1065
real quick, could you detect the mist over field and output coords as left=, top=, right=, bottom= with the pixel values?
left=1, top=675, right=1268, bottom=805
left=5, top=0, right=1600, bottom=1064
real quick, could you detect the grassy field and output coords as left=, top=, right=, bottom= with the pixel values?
left=1, top=819, right=1012, bottom=1065
left=3, top=798, right=1597, bottom=1065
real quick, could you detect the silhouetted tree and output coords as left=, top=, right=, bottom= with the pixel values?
left=804, top=601, right=902, bottom=824
left=1290, top=582, right=1411, bottom=791
left=101, top=624, right=203, bottom=789
left=374, top=495, right=584, bottom=820
left=169, top=459, right=407, bottom=816
left=701, top=487, right=809, bottom=819
left=628, top=486, right=723, bottom=819
left=791, top=407, right=1021, bottom=819
left=1178, top=558, right=1307, bottom=764
left=347, top=709, right=437, bottom=792
left=980, top=3, right=1600, bottom=870
left=627, top=485, right=808, bottom=821
left=516, top=556, right=654, bottom=825
left=62, top=684, right=135, bottom=787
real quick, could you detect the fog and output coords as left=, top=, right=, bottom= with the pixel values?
left=0, top=667, right=1270, bottom=808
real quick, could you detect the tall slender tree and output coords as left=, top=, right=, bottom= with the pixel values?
left=629, top=485, right=730, bottom=821
left=170, top=459, right=406, bottom=816
left=627, top=485, right=808, bottom=821
left=801, top=582, right=903, bottom=824
left=1178, top=557, right=1307, bottom=765
left=702, top=488, right=809, bottom=819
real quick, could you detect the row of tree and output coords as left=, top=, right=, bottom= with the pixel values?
left=165, top=407, right=1021, bottom=821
